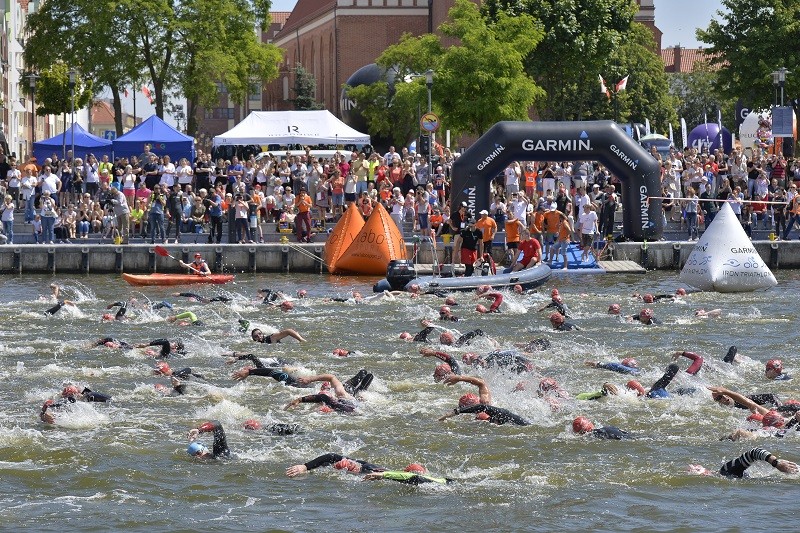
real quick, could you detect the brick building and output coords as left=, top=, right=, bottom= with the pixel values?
left=197, top=1, right=690, bottom=142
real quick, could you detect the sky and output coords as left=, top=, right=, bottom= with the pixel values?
left=122, top=0, right=722, bottom=127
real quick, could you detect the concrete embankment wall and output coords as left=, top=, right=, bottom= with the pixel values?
left=0, top=241, right=797, bottom=274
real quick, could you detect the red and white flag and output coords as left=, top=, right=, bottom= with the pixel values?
left=141, top=84, right=154, bottom=104
left=599, top=75, right=610, bottom=100
left=615, top=75, right=629, bottom=92
left=124, top=87, right=129, bottom=98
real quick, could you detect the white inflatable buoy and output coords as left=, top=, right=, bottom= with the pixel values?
left=679, top=202, right=776, bottom=293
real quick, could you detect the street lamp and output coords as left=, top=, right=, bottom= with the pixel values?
left=425, top=69, right=433, bottom=170
left=69, top=69, right=76, bottom=172
left=772, top=67, right=790, bottom=107
left=27, top=72, right=39, bottom=153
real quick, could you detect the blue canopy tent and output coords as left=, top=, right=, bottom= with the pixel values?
left=33, top=123, right=112, bottom=163
left=112, top=115, right=194, bottom=163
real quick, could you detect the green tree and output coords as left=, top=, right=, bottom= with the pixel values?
left=483, top=0, right=636, bottom=121
left=27, top=63, right=93, bottom=118
left=697, top=0, right=799, bottom=109
left=25, top=0, right=282, bottom=135
left=291, top=64, right=324, bottom=110
left=25, top=0, right=139, bottom=135
left=348, top=0, right=543, bottom=142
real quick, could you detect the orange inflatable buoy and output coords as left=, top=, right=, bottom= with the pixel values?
left=333, top=203, right=407, bottom=275
left=324, top=203, right=365, bottom=274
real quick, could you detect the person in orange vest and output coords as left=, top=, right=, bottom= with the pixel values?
left=524, top=163, right=537, bottom=199
left=294, top=188, right=313, bottom=242
left=475, top=209, right=498, bottom=256
left=504, top=212, right=525, bottom=265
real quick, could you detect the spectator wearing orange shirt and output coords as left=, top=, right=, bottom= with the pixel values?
left=294, top=189, right=313, bottom=242
left=504, top=213, right=524, bottom=265
left=475, top=209, right=498, bottom=255
left=541, top=203, right=562, bottom=262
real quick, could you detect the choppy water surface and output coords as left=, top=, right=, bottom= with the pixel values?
left=1, top=271, right=800, bottom=532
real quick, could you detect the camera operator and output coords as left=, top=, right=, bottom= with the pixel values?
left=148, top=184, right=167, bottom=244
left=166, top=183, right=184, bottom=244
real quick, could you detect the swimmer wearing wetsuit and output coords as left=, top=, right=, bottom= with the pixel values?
left=250, top=328, right=307, bottom=344
left=718, top=448, right=796, bottom=478
left=515, top=338, right=551, bottom=352
left=584, top=359, right=641, bottom=375
left=93, top=337, right=133, bottom=349
left=231, top=353, right=300, bottom=386
left=477, top=291, right=504, bottom=313
left=138, top=339, right=186, bottom=358
left=187, top=420, right=230, bottom=459
left=287, top=392, right=357, bottom=413
left=286, top=453, right=387, bottom=477
left=539, top=298, right=569, bottom=317
left=40, top=385, right=112, bottom=423
left=363, top=470, right=455, bottom=485
left=549, top=312, right=580, bottom=331
left=44, top=299, right=75, bottom=316
left=420, top=347, right=462, bottom=375
left=106, top=301, right=129, bottom=320
left=168, top=311, right=204, bottom=326
left=572, top=416, right=631, bottom=439
left=628, top=363, right=697, bottom=398
left=440, top=403, right=530, bottom=426
left=464, top=350, right=535, bottom=374
left=172, top=292, right=232, bottom=303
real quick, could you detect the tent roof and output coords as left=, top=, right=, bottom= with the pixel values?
left=114, top=115, right=193, bottom=143
left=34, top=122, right=112, bottom=149
left=213, top=110, right=370, bottom=146
left=639, top=133, right=671, bottom=142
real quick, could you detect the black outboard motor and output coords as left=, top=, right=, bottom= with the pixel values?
left=374, top=259, right=417, bottom=292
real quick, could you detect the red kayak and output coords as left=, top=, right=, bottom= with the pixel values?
left=122, top=273, right=235, bottom=286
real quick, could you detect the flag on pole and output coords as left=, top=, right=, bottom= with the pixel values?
left=599, top=75, right=610, bottom=100
left=645, top=118, right=651, bottom=136
left=703, top=113, right=710, bottom=150
left=680, top=117, right=687, bottom=149
left=615, top=75, right=629, bottom=92
left=124, top=88, right=129, bottom=98
left=717, top=109, right=724, bottom=152
left=669, top=123, right=674, bottom=144
left=141, top=85, right=154, bottom=105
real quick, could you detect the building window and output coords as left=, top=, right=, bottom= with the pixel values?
left=216, top=82, right=228, bottom=94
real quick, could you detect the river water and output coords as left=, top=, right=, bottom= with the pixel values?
left=1, top=271, right=799, bottom=532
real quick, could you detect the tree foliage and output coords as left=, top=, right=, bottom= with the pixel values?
left=25, top=0, right=283, bottom=136
left=291, top=64, right=324, bottom=110
left=483, top=0, right=636, bottom=121
left=697, top=0, right=800, bottom=110
left=32, top=63, right=93, bottom=117
left=347, top=0, right=544, bottom=142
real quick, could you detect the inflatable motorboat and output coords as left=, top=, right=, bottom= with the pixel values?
left=373, top=260, right=552, bottom=293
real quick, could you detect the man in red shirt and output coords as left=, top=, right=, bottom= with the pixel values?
left=511, top=228, right=542, bottom=272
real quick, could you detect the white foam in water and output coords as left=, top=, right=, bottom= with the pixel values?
left=680, top=202, right=777, bottom=292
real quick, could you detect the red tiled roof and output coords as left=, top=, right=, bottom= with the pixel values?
left=661, top=46, right=719, bottom=73
left=270, top=11, right=291, bottom=25
left=274, top=0, right=335, bottom=40
left=92, top=100, right=115, bottom=125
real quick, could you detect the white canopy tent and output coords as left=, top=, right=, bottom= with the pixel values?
left=212, top=110, right=370, bottom=146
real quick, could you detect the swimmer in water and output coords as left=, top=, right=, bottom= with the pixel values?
left=627, top=308, right=660, bottom=325
left=584, top=357, right=641, bottom=375
left=571, top=416, right=632, bottom=440
left=241, top=418, right=300, bottom=435
left=92, top=337, right=133, bottom=350
left=286, top=453, right=388, bottom=477
left=167, top=311, right=204, bottom=326
left=708, top=386, right=800, bottom=441
left=171, top=292, right=232, bottom=303
left=475, top=285, right=504, bottom=313
left=39, top=384, right=112, bottom=424
left=420, top=347, right=462, bottom=381
left=135, top=338, right=186, bottom=358
left=694, top=308, right=722, bottom=318
left=626, top=363, right=701, bottom=399
left=765, top=359, right=791, bottom=381
left=437, top=375, right=530, bottom=426
left=284, top=372, right=373, bottom=413
left=549, top=312, right=580, bottom=331
left=362, top=463, right=455, bottom=485
left=230, top=353, right=303, bottom=386
left=514, top=337, right=551, bottom=353
left=44, top=284, right=77, bottom=316
left=688, top=448, right=798, bottom=478
left=462, top=350, right=536, bottom=374
left=539, top=289, right=569, bottom=316
left=187, top=420, right=230, bottom=459
left=575, top=382, right=620, bottom=401
left=250, top=327, right=307, bottom=344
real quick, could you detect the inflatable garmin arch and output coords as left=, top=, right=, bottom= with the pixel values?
left=450, top=121, right=663, bottom=241
left=679, top=202, right=776, bottom=293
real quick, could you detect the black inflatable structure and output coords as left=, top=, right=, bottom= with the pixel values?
left=450, top=121, right=663, bottom=241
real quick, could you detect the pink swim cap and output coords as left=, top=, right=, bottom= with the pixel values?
left=280, top=301, right=294, bottom=311
left=621, top=358, right=639, bottom=369
left=243, top=419, right=262, bottom=430
left=296, top=289, right=308, bottom=298
left=475, top=412, right=491, bottom=421
left=404, top=463, right=426, bottom=473
left=433, top=364, right=452, bottom=382
left=642, top=293, right=655, bottom=303
left=439, top=332, right=455, bottom=345
left=399, top=332, right=412, bottom=340
left=445, top=296, right=457, bottom=306
left=608, top=303, right=621, bottom=314
left=513, top=284, right=523, bottom=294
left=549, top=312, right=565, bottom=325
left=459, top=393, right=480, bottom=408
left=475, top=304, right=488, bottom=313
left=762, top=410, right=785, bottom=428
left=572, top=416, right=594, bottom=434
